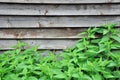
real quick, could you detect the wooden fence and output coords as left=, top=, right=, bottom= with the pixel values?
left=0, top=0, right=120, bottom=50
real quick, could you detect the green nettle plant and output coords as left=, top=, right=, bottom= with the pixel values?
left=0, top=23, right=120, bottom=80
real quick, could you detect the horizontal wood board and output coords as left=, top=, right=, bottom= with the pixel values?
left=0, top=0, right=120, bottom=4
left=0, top=28, right=86, bottom=39
left=0, top=40, right=77, bottom=50
left=0, top=4, right=120, bottom=16
left=0, top=16, right=120, bottom=28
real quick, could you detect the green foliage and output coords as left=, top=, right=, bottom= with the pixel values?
left=0, top=23, right=120, bottom=80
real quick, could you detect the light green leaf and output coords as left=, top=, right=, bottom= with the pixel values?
left=27, top=77, right=38, bottom=80
left=83, top=74, right=92, bottom=80
left=111, top=35, right=120, bottom=43
left=4, top=74, right=22, bottom=80
left=99, top=36, right=109, bottom=43
left=113, top=71, right=120, bottom=78
left=103, top=29, right=109, bottom=35
left=72, top=73, right=79, bottom=78
left=107, top=61, right=117, bottom=67
left=103, top=71, right=115, bottom=79
left=54, top=73, right=66, bottom=79
left=92, top=73, right=102, bottom=80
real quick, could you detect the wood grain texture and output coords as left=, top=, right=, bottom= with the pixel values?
left=0, top=40, right=77, bottom=50
left=0, top=28, right=86, bottom=39
left=0, top=4, right=120, bottom=16
left=0, top=16, right=120, bottom=28
left=0, top=1, right=120, bottom=51
left=0, top=0, right=119, bottom=4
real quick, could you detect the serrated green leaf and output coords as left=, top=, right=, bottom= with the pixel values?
left=111, top=35, right=120, bottom=43
left=4, top=74, right=22, bottom=80
left=91, top=39, right=101, bottom=44
left=54, top=73, right=66, bottom=79
left=113, top=71, right=120, bottom=78
left=27, top=77, right=38, bottom=80
left=72, top=73, right=79, bottom=78
left=99, top=36, right=109, bottom=43
left=103, top=71, right=115, bottom=79
left=107, top=61, right=117, bottom=67
left=111, top=43, right=120, bottom=49
left=83, top=74, right=92, bottom=80
left=92, top=73, right=102, bottom=80
left=103, top=29, right=109, bottom=35
left=85, top=49, right=98, bottom=57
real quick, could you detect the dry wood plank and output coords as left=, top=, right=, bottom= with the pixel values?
left=0, top=16, right=120, bottom=28
left=0, top=4, right=120, bottom=16
left=0, top=28, right=86, bottom=39
left=0, top=40, right=77, bottom=50
left=0, top=0, right=119, bottom=4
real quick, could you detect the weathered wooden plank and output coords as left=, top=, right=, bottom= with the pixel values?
left=0, top=28, right=86, bottom=39
left=0, top=40, right=77, bottom=50
left=0, top=4, right=120, bottom=16
left=0, top=0, right=119, bottom=4
left=0, top=16, right=120, bottom=28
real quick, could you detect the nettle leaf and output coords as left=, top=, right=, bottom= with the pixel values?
left=98, top=44, right=106, bottom=53
left=89, top=33, right=96, bottom=38
left=99, top=59, right=110, bottom=67
left=111, top=35, right=120, bottom=43
left=95, top=28, right=104, bottom=34
left=113, top=71, right=120, bottom=78
left=22, top=68, right=28, bottom=75
left=12, top=41, right=28, bottom=49
left=78, top=54, right=88, bottom=60
left=87, top=45, right=98, bottom=50
left=72, top=73, right=79, bottom=78
left=54, top=73, right=66, bottom=79
left=78, top=31, right=87, bottom=36
left=83, top=74, right=92, bottom=80
left=15, top=49, right=21, bottom=54
left=32, top=71, right=43, bottom=76
left=103, top=71, right=115, bottom=79
left=91, top=73, right=102, bottom=80
left=107, top=61, right=117, bottom=67
left=91, top=39, right=101, bottom=44
left=27, top=77, right=38, bottom=80
left=111, top=43, right=120, bottom=49
left=4, top=73, right=22, bottom=80
left=103, top=29, right=109, bottom=35
left=85, top=49, right=98, bottom=57
left=23, top=47, right=38, bottom=54
left=75, top=43, right=85, bottom=51
left=99, top=36, right=109, bottom=43
left=39, top=76, right=48, bottom=80
left=52, top=69, right=63, bottom=75
left=91, top=27, right=98, bottom=33
left=82, top=61, right=92, bottom=71
left=107, top=23, right=117, bottom=30
left=16, top=63, right=28, bottom=72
